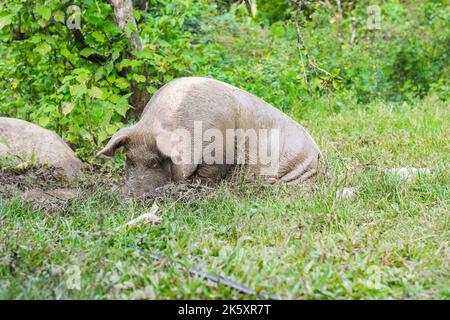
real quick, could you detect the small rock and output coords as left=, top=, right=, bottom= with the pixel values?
left=336, top=187, right=357, bottom=200
left=384, top=167, right=431, bottom=181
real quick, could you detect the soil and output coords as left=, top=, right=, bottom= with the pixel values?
left=0, top=163, right=277, bottom=211
left=0, top=165, right=77, bottom=210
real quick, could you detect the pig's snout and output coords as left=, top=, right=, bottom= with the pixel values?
left=125, top=166, right=170, bottom=196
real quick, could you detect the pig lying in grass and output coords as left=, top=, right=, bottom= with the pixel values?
left=0, top=117, right=82, bottom=180
left=98, top=77, right=322, bottom=196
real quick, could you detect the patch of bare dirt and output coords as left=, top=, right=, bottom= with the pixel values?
left=0, top=165, right=78, bottom=210
left=21, top=188, right=79, bottom=211
left=0, top=166, right=67, bottom=194
left=0, top=162, right=126, bottom=211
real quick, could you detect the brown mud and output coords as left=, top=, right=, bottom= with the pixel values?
left=0, top=162, right=284, bottom=212
left=0, top=163, right=123, bottom=211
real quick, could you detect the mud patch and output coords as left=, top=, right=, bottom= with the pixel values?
left=0, top=166, right=68, bottom=193
left=21, top=188, right=79, bottom=210
left=0, top=164, right=77, bottom=210
left=0, top=161, right=126, bottom=211
left=150, top=182, right=216, bottom=202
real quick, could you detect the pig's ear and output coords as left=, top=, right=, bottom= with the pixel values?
left=155, top=132, right=173, bottom=159
left=156, top=131, right=197, bottom=181
left=96, top=127, right=131, bottom=158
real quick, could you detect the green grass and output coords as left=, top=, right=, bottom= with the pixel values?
left=0, top=97, right=449, bottom=299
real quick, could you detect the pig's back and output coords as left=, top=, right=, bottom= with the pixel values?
left=140, top=77, right=240, bottom=131
left=141, top=77, right=320, bottom=155
left=0, top=117, right=83, bottom=179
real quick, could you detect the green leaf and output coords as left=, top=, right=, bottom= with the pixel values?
left=132, top=74, right=146, bottom=83
left=74, top=68, right=91, bottom=84
left=119, top=59, right=133, bottom=68
left=38, top=116, right=50, bottom=127
left=98, top=131, right=108, bottom=144
left=106, top=75, right=116, bottom=83
left=29, top=35, right=42, bottom=44
left=112, top=50, right=121, bottom=61
left=115, top=78, right=130, bottom=89
left=61, top=47, right=71, bottom=58
left=70, top=84, right=87, bottom=97
left=35, top=43, right=52, bottom=55
left=164, top=75, right=174, bottom=82
left=35, top=7, right=51, bottom=22
left=80, top=48, right=96, bottom=58
left=114, top=103, right=129, bottom=117
left=91, top=31, right=106, bottom=43
left=270, top=21, right=285, bottom=38
left=0, top=14, right=13, bottom=30
left=331, top=68, right=341, bottom=76
left=95, top=67, right=105, bottom=82
left=146, top=86, right=158, bottom=95
left=53, top=11, right=65, bottom=23
left=172, top=62, right=184, bottom=71
left=106, top=124, right=118, bottom=135
left=158, top=40, right=171, bottom=48
left=112, top=94, right=131, bottom=116
left=63, top=102, right=75, bottom=115
left=108, top=94, right=121, bottom=103
left=88, top=86, right=104, bottom=99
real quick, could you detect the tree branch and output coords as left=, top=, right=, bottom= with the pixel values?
left=71, top=29, right=111, bottom=63
left=243, top=0, right=255, bottom=17
left=292, top=0, right=309, bottom=86
left=109, top=0, right=142, bottom=51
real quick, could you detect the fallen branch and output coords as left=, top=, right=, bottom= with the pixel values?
left=119, top=202, right=161, bottom=230
left=114, top=190, right=288, bottom=299
left=140, top=248, right=289, bottom=300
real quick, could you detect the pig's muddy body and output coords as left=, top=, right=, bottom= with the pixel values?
left=99, top=77, right=322, bottom=196
left=0, top=117, right=83, bottom=180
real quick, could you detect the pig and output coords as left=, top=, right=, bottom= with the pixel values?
left=0, top=117, right=83, bottom=180
left=98, top=77, right=322, bottom=196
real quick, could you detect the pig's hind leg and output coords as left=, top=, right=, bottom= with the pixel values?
left=279, top=154, right=319, bottom=185
left=285, top=168, right=317, bottom=185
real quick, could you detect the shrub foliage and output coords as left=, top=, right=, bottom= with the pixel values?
left=0, top=0, right=447, bottom=158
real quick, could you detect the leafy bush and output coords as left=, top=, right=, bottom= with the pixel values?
left=0, top=0, right=206, bottom=158
left=0, top=0, right=447, bottom=159
left=193, top=0, right=449, bottom=105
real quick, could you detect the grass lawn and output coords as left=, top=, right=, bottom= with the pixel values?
left=0, top=97, right=448, bottom=299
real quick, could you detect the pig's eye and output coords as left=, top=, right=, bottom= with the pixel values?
left=145, top=161, right=159, bottom=169
left=126, top=157, right=136, bottom=166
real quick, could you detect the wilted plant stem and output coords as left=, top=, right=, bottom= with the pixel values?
left=292, top=1, right=309, bottom=88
